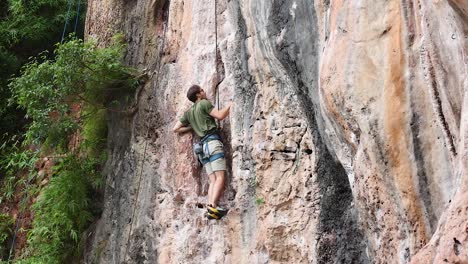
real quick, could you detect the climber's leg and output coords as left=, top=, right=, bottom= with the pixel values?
left=208, top=173, right=216, bottom=206
left=204, top=139, right=228, bottom=218
left=205, top=139, right=226, bottom=208
left=206, top=169, right=228, bottom=218
left=211, top=170, right=225, bottom=208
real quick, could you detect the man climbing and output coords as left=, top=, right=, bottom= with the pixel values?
left=173, top=84, right=232, bottom=220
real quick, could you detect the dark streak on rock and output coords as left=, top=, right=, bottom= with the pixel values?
left=380, top=26, right=392, bottom=37
left=401, top=0, right=438, bottom=239
left=426, top=52, right=457, bottom=157
left=266, top=0, right=369, bottom=263
left=233, top=4, right=257, bottom=173
left=410, top=110, right=437, bottom=232
left=453, top=237, right=461, bottom=255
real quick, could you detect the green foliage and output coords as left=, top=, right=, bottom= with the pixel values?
left=255, top=197, right=265, bottom=206
left=19, top=154, right=99, bottom=263
left=9, top=37, right=137, bottom=149
left=0, top=139, right=38, bottom=204
left=0, top=213, right=14, bottom=260
left=0, top=0, right=85, bottom=50
left=0, top=1, right=119, bottom=263
left=4, top=36, right=137, bottom=263
left=0, top=0, right=86, bottom=160
left=82, top=109, right=108, bottom=159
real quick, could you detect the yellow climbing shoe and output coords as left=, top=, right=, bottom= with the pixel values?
left=207, top=206, right=228, bottom=217
left=205, top=212, right=220, bottom=220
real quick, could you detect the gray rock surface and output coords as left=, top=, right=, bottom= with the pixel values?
left=84, top=0, right=467, bottom=263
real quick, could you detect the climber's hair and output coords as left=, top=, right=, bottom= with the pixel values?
left=187, top=84, right=202, bottom=103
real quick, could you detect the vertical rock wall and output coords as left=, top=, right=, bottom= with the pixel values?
left=84, top=0, right=467, bottom=263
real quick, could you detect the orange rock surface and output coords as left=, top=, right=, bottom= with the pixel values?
left=83, top=1, right=467, bottom=263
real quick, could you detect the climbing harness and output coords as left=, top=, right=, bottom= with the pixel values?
left=193, top=132, right=225, bottom=165
left=193, top=141, right=204, bottom=155
left=199, top=132, right=225, bottom=165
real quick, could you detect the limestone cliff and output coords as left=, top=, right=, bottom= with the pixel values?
left=84, top=0, right=467, bottom=263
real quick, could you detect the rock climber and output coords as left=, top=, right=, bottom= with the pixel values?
left=173, top=84, right=232, bottom=220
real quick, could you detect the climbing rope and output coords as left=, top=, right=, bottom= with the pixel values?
left=123, top=4, right=170, bottom=261
left=214, top=0, right=220, bottom=111
left=124, top=0, right=221, bottom=259
left=61, top=0, right=82, bottom=43
left=8, top=1, right=84, bottom=259
left=61, top=0, right=74, bottom=43
left=73, top=0, right=82, bottom=34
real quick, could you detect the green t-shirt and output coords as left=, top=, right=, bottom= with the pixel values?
left=179, top=99, right=218, bottom=137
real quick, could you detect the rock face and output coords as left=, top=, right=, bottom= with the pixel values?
left=84, top=0, right=467, bottom=263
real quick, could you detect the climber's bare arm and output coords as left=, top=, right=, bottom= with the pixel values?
left=209, top=101, right=233, bottom=121
left=173, top=121, right=192, bottom=133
